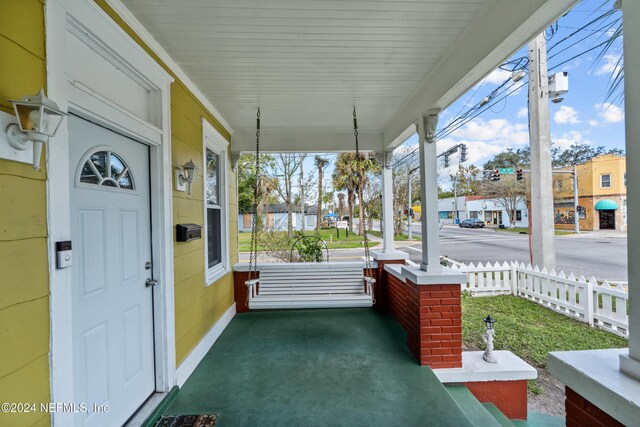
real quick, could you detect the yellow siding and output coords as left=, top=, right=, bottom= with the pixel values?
left=95, top=2, right=238, bottom=365
left=0, top=1, right=50, bottom=426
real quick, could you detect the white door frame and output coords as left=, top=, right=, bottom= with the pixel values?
left=45, top=1, right=175, bottom=425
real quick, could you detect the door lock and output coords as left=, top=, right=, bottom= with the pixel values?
left=145, top=261, right=152, bottom=270
left=145, top=278, right=158, bottom=287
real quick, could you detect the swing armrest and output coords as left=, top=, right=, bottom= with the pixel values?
left=364, top=276, right=376, bottom=284
left=245, top=278, right=259, bottom=287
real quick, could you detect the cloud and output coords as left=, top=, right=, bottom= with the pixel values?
left=484, top=68, right=512, bottom=85
left=595, top=54, right=622, bottom=76
left=551, top=130, right=593, bottom=151
left=516, top=107, right=528, bottom=118
left=434, top=117, right=530, bottom=171
left=588, top=120, right=599, bottom=127
left=594, top=103, right=624, bottom=123
left=553, top=106, right=580, bottom=125
left=450, top=118, right=529, bottom=145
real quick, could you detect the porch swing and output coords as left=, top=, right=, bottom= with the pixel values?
left=244, top=108, right=375, bottom=310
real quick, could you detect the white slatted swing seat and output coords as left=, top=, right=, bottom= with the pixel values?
left=246, top=262, right=374, bottom=309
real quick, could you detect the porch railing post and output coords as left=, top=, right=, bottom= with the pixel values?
left=417, top=111, right=442, bottom=273
left=381, top=150, right=395, bottom=252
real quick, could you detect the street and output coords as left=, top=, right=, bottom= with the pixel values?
left=239, top=224, right=628, bottom=282
left=412, top=226, right=628, bottom=282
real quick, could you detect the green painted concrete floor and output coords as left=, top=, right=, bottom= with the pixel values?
left=164, top=308, right=474, bottom=426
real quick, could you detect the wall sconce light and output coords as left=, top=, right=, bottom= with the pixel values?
left=6, top=89, right=66, bottom=170
left=175, top=159, right=199, bottom=194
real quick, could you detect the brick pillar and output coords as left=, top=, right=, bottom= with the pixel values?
left=408, top=280, right=462, bottom=368
left=374, top=259, right=406, bottom=313
left=233, top=271, right=256, bottom=313
left=565, top=387, right=624, bottom=427
left=385, top=271, right=462, bottom=368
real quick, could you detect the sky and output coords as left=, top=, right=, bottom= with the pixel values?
left=400, top=0, right=625, bottom=185
left=297, top=0, right=625, bottom=197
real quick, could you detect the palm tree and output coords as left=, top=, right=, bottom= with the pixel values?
left=350, top=153, right=379, bottom=235
left=332, top=153, right=358, bottom=232
left=314, top=155, right=329, bottom=232
left=337, top=192, right=345, bottom=219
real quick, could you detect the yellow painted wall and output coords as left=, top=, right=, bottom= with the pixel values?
left=95, top=1, right=238, bottom=365
left=0, top=1, right=51, bottom=426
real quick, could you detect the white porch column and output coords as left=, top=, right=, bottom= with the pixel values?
left=382, top=150, right=395, bottom=252
left=417, top=111, right=442, bottom=273
left=620, top=0, right=640, bottom=381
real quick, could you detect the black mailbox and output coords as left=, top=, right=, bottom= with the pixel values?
left=176, top=223, right=202, bottom=242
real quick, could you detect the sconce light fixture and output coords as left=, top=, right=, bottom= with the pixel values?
left=6, top=89, right=66, bottom=170
left=176, top=159, right=199, bottom=194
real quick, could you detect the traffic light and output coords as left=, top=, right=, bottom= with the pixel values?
left=444, top=155, right=450, bottom=168
left=516, top=169, right=523, bottom=181
left=460, top=144, right=468, bottom=163
left=490, top=169, right=501, bottom=181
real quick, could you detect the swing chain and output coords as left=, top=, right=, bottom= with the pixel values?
left=352, top=108, right=373, bottom=293
left=248, top=108, right=261, bottom=296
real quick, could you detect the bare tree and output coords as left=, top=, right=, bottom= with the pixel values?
left=479, top=175, right=528, bottom=228
left=270, top=153, right=304, bottom=238
left=314, top=155, right=329, bottom=231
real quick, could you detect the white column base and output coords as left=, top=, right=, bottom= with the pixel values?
left=401, top=265, right=465, bottom=285
left=372, top=250, right=409, bottom=261
left=621, top=354, right=640, bottom=382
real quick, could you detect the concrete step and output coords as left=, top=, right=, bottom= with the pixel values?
left=482, top=403, right=515, bottom=427
left=445, top=385, right=503, bottom=427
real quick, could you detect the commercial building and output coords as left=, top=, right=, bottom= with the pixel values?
left=553, top=154, right=627, bottom=231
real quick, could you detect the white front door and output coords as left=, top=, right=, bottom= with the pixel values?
left=69, top=116, right=155, bottom=426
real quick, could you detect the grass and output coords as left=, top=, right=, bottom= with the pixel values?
left=496, top=227, right=575, bottom=236
left=238, top=229, right=379, bottom=252
left=461, top=294, right=627, bottom=392
left=369, top=230, right=421, bottom=241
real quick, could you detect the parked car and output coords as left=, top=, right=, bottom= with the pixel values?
left=459, top=218, right=485, bottom=228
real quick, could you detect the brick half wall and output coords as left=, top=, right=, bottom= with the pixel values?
left=385, top=270, right=462, bottom=368
left=565, top=387, right=624, bottom=427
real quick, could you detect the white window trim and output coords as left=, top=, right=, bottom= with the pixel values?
left=601, top=174, right=612, bottom=189
left=203, top=118, right=230, bottom=286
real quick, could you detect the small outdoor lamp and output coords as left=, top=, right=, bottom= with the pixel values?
left=482, top=315, right=498, bottom=364
left=177, top=159, right=199, bottom=195
left=7, top=89, right=66, bottom=170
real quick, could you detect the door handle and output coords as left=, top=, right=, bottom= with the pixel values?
left=145, top=278, right=158, bottom=288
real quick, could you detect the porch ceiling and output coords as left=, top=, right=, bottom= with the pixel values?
left=120, top=0, right=577, bottom=152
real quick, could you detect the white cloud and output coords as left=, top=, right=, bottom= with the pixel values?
left=554, top=106, right=580, bottom=125
left=450, top=118, right=529, bottom=145
left=588, top=120, right=599, bottom=127
left=595, top=54, right=622, bottom=76
left=484, top=68, right=512, bottom=85
left=551, top=130, right=593, bottom=151
left=594, top=103, right=624, bottom=123
left=433, top=117, right=530, bottom=171
left=516, top=107, right=528, bottom=118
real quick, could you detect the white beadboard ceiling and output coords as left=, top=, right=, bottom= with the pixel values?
left=120, top=0, right=577, bottom=152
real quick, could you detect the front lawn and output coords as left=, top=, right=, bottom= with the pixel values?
left=238, top=229, right=379, bottom=252
left=462, top=294, right=627, bottom=414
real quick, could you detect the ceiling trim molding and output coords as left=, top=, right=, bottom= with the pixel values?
left=104, top=0, right=234, bottom=135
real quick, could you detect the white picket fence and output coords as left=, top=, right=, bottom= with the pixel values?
left=441, top=257, right=629, bottom=338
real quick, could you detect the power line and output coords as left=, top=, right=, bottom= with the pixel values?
left=391, top=6, right=619, bottom=171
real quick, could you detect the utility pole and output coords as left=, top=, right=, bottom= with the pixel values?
left=573, top=165, right=580, bottom=234
left=299, top=155, right=305, bottom=232
left=408, top=167, right=418, bottom=239
left=528, top=33, right=556, bottom=270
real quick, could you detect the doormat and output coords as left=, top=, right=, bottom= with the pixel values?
left=155, top=414, right=217, bottom=427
